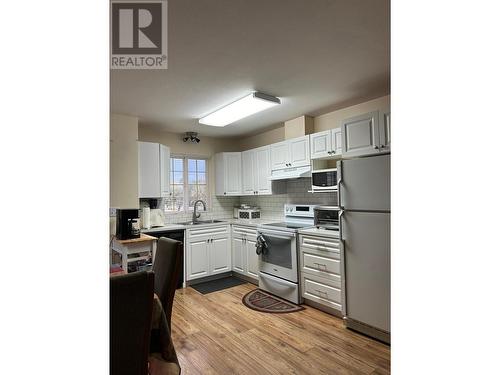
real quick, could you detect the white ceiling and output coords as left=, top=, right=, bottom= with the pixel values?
left=111, top=0, right=390, bottom=137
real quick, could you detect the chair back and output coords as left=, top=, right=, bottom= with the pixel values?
left=110, top=271, right=154, bottom=375
left=153, top=237, right=183, bottom=330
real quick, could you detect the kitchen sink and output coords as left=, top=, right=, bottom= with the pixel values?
left=178, top=219, right=226, bottom=225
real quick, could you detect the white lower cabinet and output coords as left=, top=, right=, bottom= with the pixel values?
left=186, top=225, right=231, bottom=281
left=210, top=236, right=231, bottom=275
left=299, top=234, right=343, bottom=314
left=187, top=239, right=210, bottom=279
left=231, top=225, right=259, bottom=282
left=232, top=237, right=245, bottom=273
left=301, top=272, right=342, bottom=311
left=246, top=238, right=259, bottom=279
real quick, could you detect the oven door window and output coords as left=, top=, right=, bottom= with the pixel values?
left=261, top=234, right=292, bottom=269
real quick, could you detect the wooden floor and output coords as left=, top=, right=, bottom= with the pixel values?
left=171, top=283, right=390, bottom=375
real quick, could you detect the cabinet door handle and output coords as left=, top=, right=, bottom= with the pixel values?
left=313, top=262, right=327, bottom=269
left=373, top=145, right=379, bottom=149
left=380, top=145, right=385, bottom=149
left=331, top=150, right=336, bottom=154
left=224, top=192, right=226, bottom=195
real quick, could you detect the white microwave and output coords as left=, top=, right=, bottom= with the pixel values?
left=311, top=168, right=338, bottom=191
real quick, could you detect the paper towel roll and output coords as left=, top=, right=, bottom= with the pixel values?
left=142, top=207, right=151, bottom=229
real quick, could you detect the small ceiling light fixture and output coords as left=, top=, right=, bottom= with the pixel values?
left=199, top=92, right=281, bottom=127
left=183, top=132, right=200, bottom=143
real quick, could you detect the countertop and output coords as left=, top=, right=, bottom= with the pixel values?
left=115, top=233, right=157, bottom=244
left=140, top=218, right=278, bottom=232
left=298, top=227, right=340, bottom=239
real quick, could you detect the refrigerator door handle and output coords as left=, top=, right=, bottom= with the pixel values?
left=338, top=209, right=344, bottom=241
left=340, top=238, right=347, bottom=317
left=337, top=160, right=344, bottom=209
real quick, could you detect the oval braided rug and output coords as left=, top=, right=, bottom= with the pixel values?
left=242, top=289, right=305, bottom=313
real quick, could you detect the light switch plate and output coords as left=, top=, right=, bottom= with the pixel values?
left=109, top=207, right=118, bottom=217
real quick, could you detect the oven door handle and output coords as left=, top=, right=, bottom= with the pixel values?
left=259, top=272, right=296, bottom=287
left=258, top=229, right=296, bottom=239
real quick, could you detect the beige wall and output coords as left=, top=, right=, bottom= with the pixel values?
left=314, top=95, right=390, bottom=132
left=239, top=126, right=285, bottom=151
left=284, top=116, right=314, bottom=139
left=138, top=127, right=241, bottom=196
left=110, top=114, right=139, bottom=209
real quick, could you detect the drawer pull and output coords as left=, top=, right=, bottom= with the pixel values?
left=315, top=289, right=328, bottom=296
left=313, top=262, right=327, bottom=269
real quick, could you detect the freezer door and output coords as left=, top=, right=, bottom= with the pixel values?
left=343, top=211, right=390, bottom=332
left=338, top=154, right=390, bottom=211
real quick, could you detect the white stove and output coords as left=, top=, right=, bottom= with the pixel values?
left=257, top=204, right=316, bottom=304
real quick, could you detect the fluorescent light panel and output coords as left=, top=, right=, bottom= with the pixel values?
left=199, top=92, right=281, bottom=127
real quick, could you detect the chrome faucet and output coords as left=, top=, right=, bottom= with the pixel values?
left=192, top=200, right=207, bottom=223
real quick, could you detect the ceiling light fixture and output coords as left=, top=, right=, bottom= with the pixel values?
left=183, top=132, right=200, bottom=143
left=199, top=92, right=281, bottom=127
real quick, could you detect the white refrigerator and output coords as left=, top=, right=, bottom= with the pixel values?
left=338, top=154, right=390, bottom=343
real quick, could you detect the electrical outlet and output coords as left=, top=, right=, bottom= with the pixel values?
left=110, top=207, right=118, bottom=217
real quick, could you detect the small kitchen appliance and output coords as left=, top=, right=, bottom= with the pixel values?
left=115, top=209, right=141, bottom=240
left=234, top=205, right=261, bottom=220
left=314, top=205, right=340, bottom=230
left=238, top=207, right=261, bottom=220
left=311, top=168, right=338, bottom=192
left=149, top=208, right=166, bottom=227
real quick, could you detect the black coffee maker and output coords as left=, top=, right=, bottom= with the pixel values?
left=115, top=209, right=141, bottom=240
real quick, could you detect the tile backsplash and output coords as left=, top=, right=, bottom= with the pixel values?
left=141, top=178, right=336, bottom=224
left=240, top=178, right=337, bottom=220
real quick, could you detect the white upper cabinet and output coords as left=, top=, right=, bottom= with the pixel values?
left=310, top=129, right=342, bottom=159
left=159, top=144, right=170, bottom=196
left=310, top=130, right=331, bottom=159
left=241, top=150, right=255, bottom=195
left=138, top=141, right=170, bottom=198
left=289, top=135, right=310, bottom=167
left=270, top=141, right=290, bottom=170
left=241, top=146, right=272, bottom=196
left=215, top=152, right=242, bottom=196
left=270, top=135, right=311, bottom=170
left=341, top=111, right=381, bottom=158
left=254, top=146, right=272, bottom=194
left=379, top=107, right=391, bottom=153
left=332, top=128, right=343, bottom=154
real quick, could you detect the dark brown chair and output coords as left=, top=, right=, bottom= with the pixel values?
left=152, top=237, right=183, bottom=330
left=110, top=271, right=154, bottom=375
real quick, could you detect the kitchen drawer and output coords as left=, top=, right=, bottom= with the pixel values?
left=232, top=225, right=257, bottom=240
left=300, top=235, right=339, bottom=254
left=301, top=272, right=342, bottom=311
left=301, top=251, right=341, bottom=278
left=232, top=225, right=257, bottom=236
left=187, top=225, right=229, bottom=239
